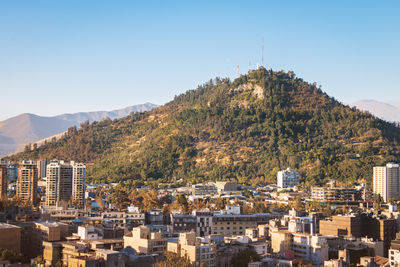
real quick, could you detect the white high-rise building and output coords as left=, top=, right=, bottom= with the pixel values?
left=277, top=167, right=299, bottom=188
left=373, top=163, right=400, bottom=203
left=46, top=161, right=72, bottom=206
left=46, top=160, right=86, bottom=207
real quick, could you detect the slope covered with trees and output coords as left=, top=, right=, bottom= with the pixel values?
left=8, top=68, right=400, bottom=186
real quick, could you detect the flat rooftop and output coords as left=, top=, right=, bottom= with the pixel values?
left=0, top=223, right=20, bottom=229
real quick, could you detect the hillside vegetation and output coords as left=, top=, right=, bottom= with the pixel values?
left=9, top=68, right=400, bottom=186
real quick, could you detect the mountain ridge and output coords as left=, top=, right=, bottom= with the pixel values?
left=0, top=103, right=158, bottom=156
left=352, top=100, right=400, bottom=122
left=8, top=68, right=400, bottom=186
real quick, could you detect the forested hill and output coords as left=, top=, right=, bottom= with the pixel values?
left=8, top=68, right=400, bottom=186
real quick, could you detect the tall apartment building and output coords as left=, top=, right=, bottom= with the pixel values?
left=37, top=159, right=49, bottom=179
left=277, top=167, right=300, bottom=188
left=16, top=160, right=38, bottom=205
left=7, top=164, right=18, bottom=180
left=46, top=160, right=86, bottom=207
left=46, top=161, right=73, bottom=206
left=71, top=161, right=86, bottom=208
left=373, top=163, right=400, bottom=202
left=0, top=159, right=8, bottom=199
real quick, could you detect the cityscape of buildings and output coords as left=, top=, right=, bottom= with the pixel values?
left=0, top=160, right=399, bottom=266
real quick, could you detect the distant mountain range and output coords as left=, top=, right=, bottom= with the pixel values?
left=0, top=103, right=158, bottom=156
left=352, top=100, right=400, bottom=122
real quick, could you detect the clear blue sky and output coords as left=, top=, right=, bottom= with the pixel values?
left=0, top=0, right=399, bottom=120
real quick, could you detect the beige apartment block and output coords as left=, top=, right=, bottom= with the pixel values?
left=168, top=231, right=216, bottom=267
left=212, top=214, right=257, bottom=236
left=270, top=230, right=292, bottom=253
left=33, top=221, right=69, bottom=257
left=123, top=225, right=167, bottom=255
left=16, top=160, right=38, bottom=205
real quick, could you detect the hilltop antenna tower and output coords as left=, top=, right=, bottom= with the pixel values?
left=249, top=60, right=251, bottom=73
left=236, top=64, right=239, bottom=77
left=261, top=33, right=264, bottom=67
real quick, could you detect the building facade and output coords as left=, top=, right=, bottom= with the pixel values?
left=319, top=215, right=362, bottom=238
left=192, top=183, right=218, bottom=196
left=373, top=163, right=400, bottom=202
left=7, top=164, right=18, bottom=181
left=0, top=159, right=8, bottom=199
left=71, top=161, right=86, bottom=208
left=0, top=223, right=21, bottom=253
left=277, top=167, right=299, bottom=188
left=212, top=214, right=257, bottom=237
left=124, top=225, right=167, bottom=255
left=311, top=187, right=362, bottom=202
left=46, top=160, right=86, bottom=207
left=46, top=161, right=73, bottom=206
left=16, top=160, right=38, bottom=205
left=168, top=232, right=216, bottom=267
left=192, top=209, right=213, bottom=237
left=32, top=221, right=69, bottom=257
left=171, top=214, right=197, bottom=233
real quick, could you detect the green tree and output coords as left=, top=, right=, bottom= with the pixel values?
left=231, top=249, right=261, bottom=267
left=292, top=196, right=304, bottom=211
left=154, top=252, right=191, bottom=267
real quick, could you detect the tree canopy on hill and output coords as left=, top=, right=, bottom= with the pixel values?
left=8, top=68, right=400, bottom=186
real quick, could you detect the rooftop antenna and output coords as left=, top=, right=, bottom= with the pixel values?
left=261, top=33, right=264, bottom=67
left=236, top=64, right=239, bottom=77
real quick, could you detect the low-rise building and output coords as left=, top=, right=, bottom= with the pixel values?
left=319, top=214, right=362, bottom=238
left=192, top=209, right=213, bottom=237
left=389, top=236, right=400, bottom=266
left=145, top=209, right=169, bottom=226
left=277, top=168, right=299, bottom=188
left=192, top=183, right=218, bottom=196
left=167, top=231, right=216, bottom=267
left=212, top=214, right=258, bottom=237
left=270, top=230, right=292, bottom=253
left=292, top=233, right=328, bottom=265
left=77, top=226, right=101, bottom=240
left=215, top=181, right=238, bottom=193
left=126, top=210, right=145, bottom=229
left=123, top=225, right=167, bottom=256
left=102, top=210, right=126, bottom=228
left=32, top=221, right=69, bottom=257
left=0, top=223, right=21, bottom=253
left=311, top=187, right=362, bottom=202
left=171, top=214, right=196, bottom=234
